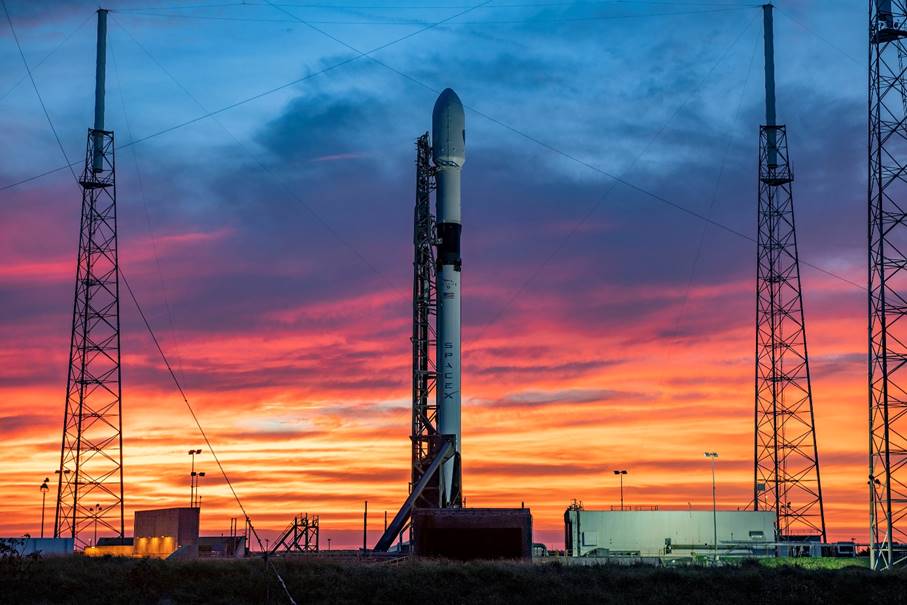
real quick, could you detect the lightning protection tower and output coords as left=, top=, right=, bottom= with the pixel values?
left=411, top=132, right=441, bottom=509
left=869, top=0, right=907, bottom=571
left=753, top=3, right=826, bottom=542
left=54, top=8, right=125, bottom=548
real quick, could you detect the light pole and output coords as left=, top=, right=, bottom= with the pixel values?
left=612, top=470, right=628, bottom=510
left=39, top=477, right=49, bottom=538
left=191, top=471, right=206, bottom=508
left=90, top=503, right=102, bottom=546
left=188, top=449, right=201, bottom=507
left=704, top=452, right=719, bottom=561
left=52, top=469, right=70, bottom=538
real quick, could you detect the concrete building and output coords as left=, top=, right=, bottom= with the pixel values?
left=564, top=507, right=775, bottom=559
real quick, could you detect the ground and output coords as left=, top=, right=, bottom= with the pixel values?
left=0, top=556, right=901, bottom=604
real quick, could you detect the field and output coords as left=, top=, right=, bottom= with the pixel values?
left=0, top=556, right=903, bottom=605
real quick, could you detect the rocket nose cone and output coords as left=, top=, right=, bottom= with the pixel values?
left=432, top=88, right=465, bottom=167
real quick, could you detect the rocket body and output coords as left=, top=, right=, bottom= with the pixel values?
left=432, top=88, right=465, bottom=507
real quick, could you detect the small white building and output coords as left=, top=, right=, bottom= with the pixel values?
left=564, top=507, right=776, bottom=558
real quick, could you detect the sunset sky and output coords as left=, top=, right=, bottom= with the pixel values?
left=0, top=0, right=867, bottom=548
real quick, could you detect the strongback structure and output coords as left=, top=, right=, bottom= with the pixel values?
left=752, top=3, right=826, bottom=541
left=411, top=133, right=441, bottom=509
left=869, top=0, right=907, bottom=570
left=54, top=8, right=125, bottom=548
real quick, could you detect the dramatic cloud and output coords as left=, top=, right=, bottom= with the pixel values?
left=0, top=1, right=870, bottom=546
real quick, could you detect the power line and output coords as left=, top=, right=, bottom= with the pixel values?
left=1, top=2, right=860, bottom=294
left=118, top=0, right=760, bottom=10
left=264, top=0, right=862, bottom=293
left=1, top=0, right=80, bottom=185
left=774, top=5, right=861, bottom=66
left=0, top=11, right=94, bottom=104
left=670, top=21, right=761, bottom=341
left=116, top=5, right=754, bottom=25
left=121, top=269, right=297, bottom=605
left=111, top=12, right=384, bottom=274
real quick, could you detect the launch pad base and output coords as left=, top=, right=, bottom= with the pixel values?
left=411, top=508, right=532, bottom=560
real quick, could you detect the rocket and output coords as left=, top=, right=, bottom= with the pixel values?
left=433, top=88, right=465, bottom=507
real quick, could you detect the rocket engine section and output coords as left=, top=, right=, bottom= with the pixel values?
left=432, top=88, right=465, bottom=508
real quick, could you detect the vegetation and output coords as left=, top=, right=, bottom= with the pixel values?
left=0, top=555, right=903, bottom=605
left=757, top=556, right=869, bottom=570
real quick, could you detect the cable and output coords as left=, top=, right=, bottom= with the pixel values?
left=109, top=27, right=189, bottom=383
left=0, top=2, right=491, bottom=193
left=0, top=11, right=94, bottom=104
left=774, top=6, right=861, bottom=67
left=117, top=6, right=755, bottom=25
left=1, top=2, right=861, bottom=295
left=121, top=269, right=297, bottom=605
left=111, top=13, right=383, bottom=274
left=670, top=22, right=760, bottom=341
left=269, top=1, right=862, bottom=293
left=1, top=0, right=80, bottom=185
left=467, top=10, right=761, bottom=342
left=118, top=0, right=760, bottom=10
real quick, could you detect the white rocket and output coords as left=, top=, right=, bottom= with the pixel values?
left=433, top=88, right=465, bottom=507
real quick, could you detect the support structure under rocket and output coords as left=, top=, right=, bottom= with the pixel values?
left=433, top=88, right=465, bottom=508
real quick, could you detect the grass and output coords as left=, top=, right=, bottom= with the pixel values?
left=0, top=556, right=903, bottom=605
left=757, top=556, right=870, bottom=570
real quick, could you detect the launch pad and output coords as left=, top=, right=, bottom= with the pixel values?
left=412, top=508, right=533, bottom=560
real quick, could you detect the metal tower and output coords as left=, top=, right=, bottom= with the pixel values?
left=54, top=8, right=125, bottom=548
left=753, top=3, right=826, bottom=542
left=373, top=131, right=461, bottom=552
left=869, top=0, right=907, bottom=570
left=411, top=132, right=442, bottom=509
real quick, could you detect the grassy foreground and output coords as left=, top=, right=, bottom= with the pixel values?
left=0, top=556, right=904, bottom=605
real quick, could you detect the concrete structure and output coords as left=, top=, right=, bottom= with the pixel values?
left=412, top=508, right=532, bottom=560
left=564, top=508, right=775, bottom=558
left=85, top=507, right=201, bottom=558
left=0, top=537, right=73, bottom=556
left=133, top=507, right=199, bottom=557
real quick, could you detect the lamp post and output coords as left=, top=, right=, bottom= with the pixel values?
left=39, top=477, right=49, bottom=538
left=52, top=469, right=70, bottom=538
left=612, top=470, right=627, bottom=510
left=188, top=449, right=201, bottom=507
left=191, top=471, right=206, bottom=508
left=90, top=503, right=102, bottom=546
left=704, top=452, right=719, bottom=561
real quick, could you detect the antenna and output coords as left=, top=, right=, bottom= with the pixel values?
left=868, top=0, right=907, bottom=571
left=753, top=2, right=826, bottom=544
left=53, top=7, right=125, bottom=549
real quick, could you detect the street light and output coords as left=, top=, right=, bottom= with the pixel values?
left=704, top=452, right=719, bottom=561
left=90, top=503, right=102, bottom=546
left=197, top=472, right=206, bottom=508
left=188, top=449, right=202, bottom=507
left=612, top=470, right=628, bottom=510
left=39, top=477, right=49, bottom=538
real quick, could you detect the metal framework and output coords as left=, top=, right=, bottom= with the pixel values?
left=752, top=3, right=825, bottom=543
left=869, top=0, right=907, bottom=571
left=54, top=127, right=125, bottom=547
left=411, top=132, right=441, bottom=509
left=753, top=124, right=825, bottom=540
left=269, top=514, right=319, bottom=554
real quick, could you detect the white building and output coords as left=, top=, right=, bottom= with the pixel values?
left=564, top=508, right=776, bottom=558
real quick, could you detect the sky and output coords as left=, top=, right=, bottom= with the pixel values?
left=0, top=0, right=868, bottom=549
